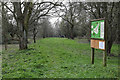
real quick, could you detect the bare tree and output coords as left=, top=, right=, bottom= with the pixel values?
left=56, top=2, right=84, bottom=39
left=2, top=2, right=9, bottom=50
left=3, top=1, right=61, bottom=50
left=29, top=19, right=39, bottom=43
left=3, top=2, right=33, bottom=50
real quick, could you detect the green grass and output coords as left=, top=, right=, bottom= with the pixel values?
left=0, top=55, right=1, bottom=79
left=2, top=38, right=119, bottom=78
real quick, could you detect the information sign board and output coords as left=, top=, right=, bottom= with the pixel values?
left=91, top=20, right=105, bottom=40
left=90, top=18, right=107, bottom=67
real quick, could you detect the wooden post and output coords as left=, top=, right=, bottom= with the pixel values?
left=103, top=18, right=107, bottom=67
left=91, top=48, right=94, bottom=64
left=103, top=50, right=107, bottom=67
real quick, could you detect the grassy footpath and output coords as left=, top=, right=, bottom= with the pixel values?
left=2, top=38, right=119, bottom=78
left=0, top=55, right=1, bottom=79
left=0, top=45, right=2, bottom=79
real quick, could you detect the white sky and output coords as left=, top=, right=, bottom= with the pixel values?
left=49, top=17, right=62, bottom=28
left=49, top=17, right=58, bottom=25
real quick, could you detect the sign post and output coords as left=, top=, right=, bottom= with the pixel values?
left=90, top=18, right=107, bottom=67
left=91, top=48, right=94, bottom=64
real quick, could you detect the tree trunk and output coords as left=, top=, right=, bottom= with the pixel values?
left=19, top=36, right=24, bottom=50
left=33, top=32, right=36, bottom=43
left=33, top=28, right=37, bottom=43
left=24, top=30, right=28, bottom=49
left=118, top=2, right=120, bottom=56
left=70, top=26, right=74, bottom=39
left=4, top=36, right=7, bottom=50
left=18, top=21, right=28, bottom=50
left=107, top=41, right=112, bottom=55
left=106, top=37, right=115, bottom=56
left=2, top=2, right=7, bottom=50
left=26, top=30, right=29, bottom=43
left=33, top=35, right=36, bottom=43
left=19, top=30, right=28, bottom=50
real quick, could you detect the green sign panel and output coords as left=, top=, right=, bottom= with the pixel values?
left=91, top=20, right=105, bottom=39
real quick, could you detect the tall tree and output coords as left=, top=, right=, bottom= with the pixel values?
left=40, top=18, right=54, bottom=38
left=2, top=2, right=9, bottom=50
left=3, top=2, right=33, bottom=50
left=3, top=1, right=61, bottom=50
left=57, top=2, right=84, bottom=39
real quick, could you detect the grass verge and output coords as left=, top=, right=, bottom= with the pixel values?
left=2, top=38, right=119, bottom=78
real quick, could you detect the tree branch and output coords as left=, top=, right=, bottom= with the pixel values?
left=3, top=3, right=17, bottom=20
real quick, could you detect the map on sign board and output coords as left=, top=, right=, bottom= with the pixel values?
left=91, top=20, right=104, bottom=39
left=99, top=41, right=105, bottom=49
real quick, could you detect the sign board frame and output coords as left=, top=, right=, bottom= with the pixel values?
left=90, top=18, right=107, bottom=67
left=91, top=39, right=105, bottom=50
left=90, top=18, right=106, bottom=50
left=90, top=18, right=106, bottom=40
